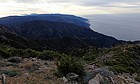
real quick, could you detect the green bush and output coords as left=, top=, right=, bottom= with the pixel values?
left=0, top=50, right=10, bottom=58
left=109, top=65, right=136, bottom=74
left=135, top=76, right=140, bottom=82
left=83, top=55, right=96, bottom=62
left=0, top=70, right=21, bottom=77
left=58, top=56, right=85, bottom=77
left=126, top=66, right=136, bottom=74
left=0, top=45, right=26, bottom=58
left=8, top=57, right=22, bottom=63
left=24, top=49, right=40, bottom=58
left=109, top=65, right=127, bottom=74
left=38, top=50, right=62, bottom=60
left=0, top=44, right=67, bottom=60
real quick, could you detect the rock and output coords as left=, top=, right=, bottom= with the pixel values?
left=88, top=73, right=103, bottom=84
left=88, top=79, right=99, bottom=84
left=132, top=73, right=137, bottom=78
left=60, top=77, right=68, bottom=83
left=44, top=62, right=48, bottom=65
left=96, top=67, right=114, bottom=77
left=23, top=58, right=28, bottom=62
left=2, top=74, right=6, bottom=84
left=66, top=73, right=79, bottom=81
left=32, top=58, right=37, bottom=61
left=85, top=64, right=95, bottom=71
left=24, top=73, right=30, bottom=79
left=94, top=74, right=103, bottom=82
left=110, top=77, right=115, bottom=84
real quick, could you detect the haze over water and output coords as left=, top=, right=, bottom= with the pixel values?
left=85, top=14, right=140, bottom=41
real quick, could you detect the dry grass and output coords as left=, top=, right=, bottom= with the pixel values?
left=0, top=58, right=62, bottom=84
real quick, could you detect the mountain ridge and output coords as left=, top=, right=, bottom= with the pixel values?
left=0, top=14, right=123, bottom=50
left=0, top=14, right=90, bottom=28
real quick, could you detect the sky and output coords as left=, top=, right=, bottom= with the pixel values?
left=0, top=0, right=140, bottom=17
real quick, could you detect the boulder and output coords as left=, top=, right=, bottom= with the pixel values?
left=66, top=73, right=79, bottom=81
left=88, top=79, right=99, bottom=84
left=88, top=73, right=103, bottom=84
left=60, top=77, right=68, bottom=84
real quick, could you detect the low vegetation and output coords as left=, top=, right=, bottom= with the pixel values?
left=58, top=56, right=85, bottom=77
left=8, top=57, right=22, bottom=63
left=135, top=76, right=140, bottom=82
left=0, top=70, right=21, bottom=77
left=0, top=43, right=140, bottom=83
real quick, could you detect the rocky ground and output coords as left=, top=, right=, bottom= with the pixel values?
left=0, top=57, right=63, bottom=84
left=0, top=57, right=140, bottom=84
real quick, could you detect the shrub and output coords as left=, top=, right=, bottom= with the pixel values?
left=126, top=66, right=136, bottom=74
left=109, top=65, right=137, bottom=74
left=58, top=57, right=85, bottom=77
left=24, top=49, right=40, bottom=58
left=21, top=62, right=39, bottom=73
left=0, top=50, right=10, bottom=58
left=135, top=76, right=140, bottom=82
left=8, top=57, right=22, bottom=63
left=0, top=70, right=21, bottom=77
left=38, top=50, right=62, bottom=60
left=28, top=63, right=40, bottom=72
left=109, top=65, right=127, bottom=74
left=83, top=55, right=96, bottom=62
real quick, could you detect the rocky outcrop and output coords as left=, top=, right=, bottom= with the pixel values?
left=85, top=64, right=140, bottom=84
left=60, top=73, right=79, bottom=84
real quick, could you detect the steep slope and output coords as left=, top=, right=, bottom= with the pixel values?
left=0, top=25, right=30, bottom=48
left=84, top=43, right=140, bottom=74
left=11, top=20, right=121, bottom=48
left=0, top=25, right=90, bottom=50
left=72, top=43, right=140, bottom=83
left=102, top=43, right=140, bottom=73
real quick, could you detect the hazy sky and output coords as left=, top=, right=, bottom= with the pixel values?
left=0, top=0, right=140, bottom=17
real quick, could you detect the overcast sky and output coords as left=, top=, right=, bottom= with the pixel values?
left=0, top=0, right=140, bottom=17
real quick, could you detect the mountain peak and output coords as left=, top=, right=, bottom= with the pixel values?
left=0, top=14, right=90, bottom=28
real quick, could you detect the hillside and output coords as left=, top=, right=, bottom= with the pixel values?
left=11, top=20, right=123, bottom=47
left=0, top=18, right=122, bottom=49
left=13, top=20, right=95, bottom=39
left=64, top=43, right=140, bottom=83
left=0, top=25, right=30, bottom=48
left=0, top=42, right=140, bottom=84
left=0, top=14, right=123, bottom=48
left=0, top=25, right=91, bottom=51
left=0, top=23, right=139, bottom=84
left=96, top=43, right=140, bottom=74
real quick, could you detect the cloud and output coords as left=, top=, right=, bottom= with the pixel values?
left=0, top=0, right=140, bottom=17
left=41, top=0, right=140, bottom=6
left=3, top=0, right=139, bottom=6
